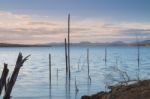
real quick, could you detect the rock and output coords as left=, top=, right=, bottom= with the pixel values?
left=81, top=96, right=91, bottom=99
left=81, top=80, right=150, bottom=99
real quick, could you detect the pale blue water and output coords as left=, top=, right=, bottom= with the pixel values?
left=0, top=46, right=150, bottom=99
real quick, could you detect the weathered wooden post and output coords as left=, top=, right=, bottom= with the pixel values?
left=75, top=77, right=78, bottom=94
left=68, top=14, right=71, bottom=79
left=135, top=35, right=140, bottom=81
left=65, top=14, right=71, bottom=99
left=105, top=47, right=107, bottom=66
left=87, top=48, right=90, bottom=78
left=56, top=68, right=58, bottom=81
left=48, top=54, right=52, bottom=99
left=65, top=38, right=68, bottom=77
left=49, top=54, right=51, bottom=87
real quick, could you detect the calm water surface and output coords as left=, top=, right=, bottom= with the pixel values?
left=0, top=46, right=150, bottom=99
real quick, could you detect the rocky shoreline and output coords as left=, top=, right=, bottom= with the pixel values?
left=81, top=80, right=150, bottom=99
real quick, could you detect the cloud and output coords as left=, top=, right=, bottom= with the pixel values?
left=0, top=11, right=150, bottom=44
left=120, top=29, right=150, bottom=36
left=28, top=21, right=56, bottom=26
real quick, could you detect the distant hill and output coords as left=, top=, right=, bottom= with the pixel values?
left=0, top=40, right=150, bottom=47
left=0, top=43, right=51, bottom=47
left=108, top=41, right=126, bottom=46
left=128, top=40, right=150, bottom=46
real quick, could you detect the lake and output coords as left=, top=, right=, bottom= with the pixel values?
left=0, top=46, right=150, bottom=99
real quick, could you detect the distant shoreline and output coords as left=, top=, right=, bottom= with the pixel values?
left=0, top=43, right=150, bottom=47
left=0, top=44, right=150, bottom=47
left=0, top=40, right=150, bottom=47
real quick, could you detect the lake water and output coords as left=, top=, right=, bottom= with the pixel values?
left=0, top=46, right=150, bottom=99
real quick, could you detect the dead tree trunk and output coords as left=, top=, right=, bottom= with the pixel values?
left=3, top=53, right=30, bottom=99
left=105, top=47, right=107, bottom=66
left=87, top=48, right=90, bottom=78
left=49, top=54, right=51, bottom=87
left=0, top=63, right=9, bottom=95
left=67, top=14, right=71, bottom=79
left=65, top=38, right=68, bottom=77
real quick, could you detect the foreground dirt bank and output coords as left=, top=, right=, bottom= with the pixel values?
left=82, top=80, right=150, bottom=99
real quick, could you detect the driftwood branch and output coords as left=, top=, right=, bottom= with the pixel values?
left=3, top=53, right=30, bottom=99
left=0, top=63, right=9, bottom=95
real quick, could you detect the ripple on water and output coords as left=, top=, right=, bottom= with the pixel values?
left=0, top=46, right=149, bottom=99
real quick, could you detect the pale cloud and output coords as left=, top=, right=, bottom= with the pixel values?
left=0, top=11, right=150, bottom=44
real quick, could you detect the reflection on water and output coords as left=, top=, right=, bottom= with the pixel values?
left=0, top=46, right=150, bottom=99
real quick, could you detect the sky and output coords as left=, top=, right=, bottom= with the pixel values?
left=0, top=0, right=150, bottom=44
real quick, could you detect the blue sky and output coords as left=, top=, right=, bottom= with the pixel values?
left=1, top=0, right=150, bottom=22
left=0, top=0, right=150, bottom=44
